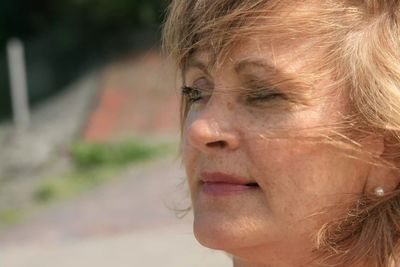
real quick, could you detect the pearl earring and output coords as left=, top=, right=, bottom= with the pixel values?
left=374, top=187, right=385, bottom=197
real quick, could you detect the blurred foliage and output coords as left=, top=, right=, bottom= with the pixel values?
left=0, top=0, right=168, bottom=120
left=0, top=138, right=175, bottom=226
left=34, top=139, right=175, bottom=204
left=0, top=0, right=168, bottom=49
left=34, top=164, right=122, bottom=203
left=70, top=139, right=172, bottom=169
left=64, top=0, right=165, bottom=27
left=0, top=209, right=24, bottom=226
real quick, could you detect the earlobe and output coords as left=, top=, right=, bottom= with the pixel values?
left=373, top=186, right=385, bottom=197
left=363, top=134, right=400, bottom=196
left=364, top=163, right=400, bottom=197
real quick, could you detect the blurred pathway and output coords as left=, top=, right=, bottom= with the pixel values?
left=0, top=157, right=232, bottom=267
left=84, top=50, right=180, bottom=142
left=0, top=49, right=232, bottom=266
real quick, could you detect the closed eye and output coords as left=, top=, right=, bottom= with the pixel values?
left=246, top=88, right=286, bottom=103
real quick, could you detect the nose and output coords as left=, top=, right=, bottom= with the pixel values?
left=185, top=110, right=240, bottom=153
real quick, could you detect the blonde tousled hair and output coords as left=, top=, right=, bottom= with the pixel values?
left=162, top=1, right=400, bottom=266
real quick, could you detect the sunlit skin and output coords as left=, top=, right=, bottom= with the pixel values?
left=181, top=38, right=397, bottom=267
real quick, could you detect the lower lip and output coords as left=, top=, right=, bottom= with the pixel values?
left=201, top=182, right=258, bottom=195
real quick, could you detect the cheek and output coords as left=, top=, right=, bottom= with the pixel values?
left=247, top=138, right=367, bottom=220
left=182, top=139, right=197, bottom=183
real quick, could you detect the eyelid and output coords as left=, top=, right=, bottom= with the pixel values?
left=243, top=83, right=287, bottom=105
left=247, top=93, right=284, bottom=103
left=192, top=77, right=214, bottom=90
left=244, top=79, right=276, bottom=92
left=248, top=87, right=285, bottom=97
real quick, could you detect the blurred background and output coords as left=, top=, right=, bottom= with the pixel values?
left=0, top=1, right=230, bottom=266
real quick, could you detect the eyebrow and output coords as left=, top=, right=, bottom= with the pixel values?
left=233, top=58, right=279, bottom=75
left=183, top=58, right=211, bottom=77
left=184, top=57, right=280, bottom=76
left=183, top=57, right=307, bottom=90
left=234, top=58, right=310, bottom=91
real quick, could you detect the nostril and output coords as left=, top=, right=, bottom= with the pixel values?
left=206, top=140, right=227, bottom=148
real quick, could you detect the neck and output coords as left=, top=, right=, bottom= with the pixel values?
left=233, top=257, right=268, bottom=267
left=229, top=245, right=314, bottom=267
left=232, top=256, right=307, bottom=267
left=232, top=256, right=376, bottom=267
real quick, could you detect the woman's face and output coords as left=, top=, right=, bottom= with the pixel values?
left=182, top=39, right=373, bottom=265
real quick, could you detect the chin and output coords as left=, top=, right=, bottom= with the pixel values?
left=193, top=220, right=235, bottom=250
left=193, top=212, right=252, bottom=251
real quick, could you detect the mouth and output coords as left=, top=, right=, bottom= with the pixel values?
left=245, top=182, right=259, bottom=187
left=200, top=172, right=259, bottom=195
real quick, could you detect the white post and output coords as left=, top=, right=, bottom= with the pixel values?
left=7, top=38, right=30, bottom=132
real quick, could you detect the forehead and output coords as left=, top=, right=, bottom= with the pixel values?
left=175, top=0, right=330, bottom=67
left=184, top=37, right=320, bottom=78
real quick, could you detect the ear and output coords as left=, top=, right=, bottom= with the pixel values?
left=363, top=135, right=400, bottom=195
left=364, top=164, right=400, bottom=196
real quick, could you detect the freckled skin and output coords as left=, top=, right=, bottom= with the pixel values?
left=183, top=40, right=375, bottom=267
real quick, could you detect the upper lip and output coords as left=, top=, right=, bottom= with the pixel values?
left=200, top=171, right=256, bottom=185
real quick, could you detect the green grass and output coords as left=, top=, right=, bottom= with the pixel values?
left=0, top=139, right=176, bottom=227
left=0, top=209, right=24, bottom=226
left=33, top=139, right=175, bottom=204
left=70, top=140, right=171, bottom=169
left=34, top=165, right=121, bottom=203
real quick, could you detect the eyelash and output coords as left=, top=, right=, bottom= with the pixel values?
left=181, top=86, right=205, bottom=103
left=246, top=89, right=285, bottom=103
